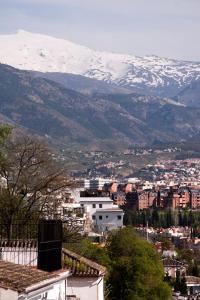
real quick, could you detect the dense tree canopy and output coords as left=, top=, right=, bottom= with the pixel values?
left=124, top=208, right=200, bottom=235
left=106, top=227, right=171, bottom=300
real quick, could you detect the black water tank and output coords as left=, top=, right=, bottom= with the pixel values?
left=38, top=220, right=63, bottom=272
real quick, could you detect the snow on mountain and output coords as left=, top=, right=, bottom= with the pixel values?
left=1, top=30, right=200, bottom=96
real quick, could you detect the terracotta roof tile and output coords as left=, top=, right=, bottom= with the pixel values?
left=0, top=260, right=56, bottom=293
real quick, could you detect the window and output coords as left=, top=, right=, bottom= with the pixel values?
left=92, top=215, right=96, bottom=220
left=106, top=215, right=108, bottom=219
left=117, top=215, right=122, bottom=220
left=99, top=215, right=102, bottom=220
left=99, top=204, right=102, bottom=208
left=92, top=204, right=96, bottom=208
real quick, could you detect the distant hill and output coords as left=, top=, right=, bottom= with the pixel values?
left=1, top=63, right=200, bottom=150
left=175, top=79, right=200, bottom=107
left=30, top=71, right=132, bottom=95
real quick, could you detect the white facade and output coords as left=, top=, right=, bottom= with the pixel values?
left=20, top=274, right=69, bottom=300
left=77, top=196, right=124, bottom=232
left=78, top=197, right=114, bottom=216
left=68, top=276, right=104, bottom=300
left=0, top=288, right=18, bottom=300
left=95, top=209, right=124, bottom=232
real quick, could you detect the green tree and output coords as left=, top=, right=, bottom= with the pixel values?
left=65, top=237, right=111, bottom=270
left=0, top=124, right=12, bottom=162
left=106, top=227, right=171, bottom=300
left=0, top=124, right=11, bottom=145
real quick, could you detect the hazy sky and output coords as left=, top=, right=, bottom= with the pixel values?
left=1, top=0, right=200, bottom=61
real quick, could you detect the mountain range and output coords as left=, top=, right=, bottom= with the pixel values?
left=1, top=30, right=200, bottom=98
left=1, top=30, right=200, bottom=150
left=1, top=63, right=200, bottom=150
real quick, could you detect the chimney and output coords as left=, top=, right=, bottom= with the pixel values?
left=38, top=220, right=63, bottom=272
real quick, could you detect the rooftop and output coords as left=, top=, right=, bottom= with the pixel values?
left=185, top=276, right=200, bottom=285
left=0, top=260, right=61, bottom=293
left=162, top=258, right=186, bottom=267
left=62, top=248, right=106, bottom=277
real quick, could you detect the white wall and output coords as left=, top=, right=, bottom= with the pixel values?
left=95, top=210, right=123, bottom=231
left=67, top=276, right=104, bottom=300
left=1, top=284, right=64, bottom=300
left=0, top=288, right=18, bottom=300
left=1, top=247, right=37, bottom=266
left=27, top=280, right=65, bottom=300
left=19, top=278, right=68, bottom=300
left=78, top=197, right=113, bottom=216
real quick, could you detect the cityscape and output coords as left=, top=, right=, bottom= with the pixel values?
left=0, top=0, right=200, bottom=300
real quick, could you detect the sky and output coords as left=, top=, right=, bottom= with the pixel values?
left=0, top=0, right=200, bottom=61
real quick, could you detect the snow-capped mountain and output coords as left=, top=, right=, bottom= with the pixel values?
left=1, top=30, right=200, bottom=96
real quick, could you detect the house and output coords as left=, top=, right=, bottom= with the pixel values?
left=185, top=276, right=200, bottom=297
left=78, top=197, right=114, bottom=216
left=162, top=258, right=187, bottom=279
left=94, top=208, right=124, bottom=232
left=0, top=246, right=106, bottom=300
left=0, top=220, right=107, bottom=300
left=63, top=248, right=106, bottom=300
left=0, top=260, right=71, bottom=300
left=78, top=196, right=123, bottom=232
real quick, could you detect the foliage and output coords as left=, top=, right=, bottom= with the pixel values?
left=174, top=272, right=187, bottom=295
left=0, top=124, right=12, bottom=162
left=157, top=236, right=173, bottom=251
left=65, top=238, right=111, bottom=270
left=177, top=249, right=200, bottom=277
left=0, top=132, right=74, bottom=239
left=106, top=227, right=171, bottom=300
left=0, top=124, right=12, bottom=145
left=67, top=228, right=171, bottom=300
left=124, top=208, right=200, bottom=234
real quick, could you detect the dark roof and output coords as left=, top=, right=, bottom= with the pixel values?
left=0, top=260, right=57, bottom=293
left=162, top=258, right=185, bottom=267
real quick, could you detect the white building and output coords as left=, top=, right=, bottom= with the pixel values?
left=94, top=208, right=124, bottom=232
left=0, top=260, right=71, bottom=300
left=185, top=276, right=200, bottom=296
left=78, top=197, right=114, bottom=216
left=77, top=196, right=124, bottom=232
left=82, top=178, right=112, bottom=190
left=0, top=247, right=106, bottom=300
left=63, top=248, right=106, bottom=300
left=0, top=236, right=107, bottom=299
